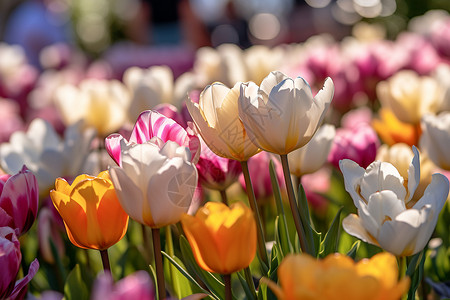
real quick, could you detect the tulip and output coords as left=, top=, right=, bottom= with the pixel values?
left=0, top=98, right=24, bottom=143
left=340, top=146, right=449, bottom=256
left=243, top=45, right=284, bottom=85
left=433, top=63, right=450, bottom=111
left=238, top=71, right=334, bottom=155
left=0, top=226, right=21, bottom=299
left=197, top=137, right=242, bottom=192
left=37, top=205, right=65, bottom=264
left=92, top=271, right=155, bottom=300
left=186, top=81, right=260, bottom=161
left=372, top=108, right=419, bottom=146
left=123, top=65, right=196, bottom=122
left=265, top=252, right=409, bottom=300
left=109, top=140, right=198, bottom=228
left=0, top=166, right=38, bottom=236
left=376, top=70, right=442, bottom=124
left=54, top=78, right=130, bottom=137
left=50, top=171, right=129, bottom=250
left=328, top=124, right=379, bottom=169
left=105, top=110, right=200, bottom=166
left=420, top=112, right=450, bottom=170
left=288, top=124, right=335, bottom=177
left=0, top=118, right=95, bottom=195
left=181, top=201, right=256, bottom=274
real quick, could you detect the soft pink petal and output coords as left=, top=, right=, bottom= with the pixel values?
left=105, top=134, right=126, bottom=166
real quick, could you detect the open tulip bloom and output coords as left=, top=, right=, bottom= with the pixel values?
left=340, top=146, right=449, bottom=256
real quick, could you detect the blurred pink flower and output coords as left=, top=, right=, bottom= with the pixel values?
left=196, top=137, right=241, bottom=191
left=328, top=124, right=379, bottom=169
left=301, top=167, right=331, bottom=213
left=0, top=98, right=25, bottom=143
left=0, top=226, right=39, bottom=300
left=431, top=19, right=450, bottom=59
left=0, top=166, right=38, bottom=236
left=92, top=271, right=155, bottom=300
left=239, top=152, right=284, bottom=201
left=37, top=205, right=65, bottom=264
left=106, top=110, right=200, bottom=166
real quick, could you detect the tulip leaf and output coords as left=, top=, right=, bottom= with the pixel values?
left=406, top=249, right=426, bottom=300
left=179, top=235, right=228, bottom=300
left=161, top=251, right=213, bottom=298
left=274, top=216, right=293, bottom=257
left=320, top=207, right=343, bottom=258
left=346, top=241, right=360, bottom=259
left=63, top=264, right=89, bottom=300
left=296, top=183, right=319, bottom=255
left=237, top=271, right=256, bottom=300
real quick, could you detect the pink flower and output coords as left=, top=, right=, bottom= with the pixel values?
left=0, top=226, right=39, bottom=299
left=239, top=152, right=284, bottom=201
left=0, top=98, right=25, bottom=143
left=196, top=137, right=242, bottom=191
left=0, top=166, right=38, bottom=236
left=301, top=168, right=331, bottom=214
left=328, top=124, right=379, bottom=169
left=105, top=110, right=200, bottom=166
left=92, top=271, right=155, bottom=300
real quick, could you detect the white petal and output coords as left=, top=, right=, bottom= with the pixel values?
left=413, top=173, right=449, bottom=213
left=259, top=71, right=289, bottom=96
left=407, top=146, right=421, bottom=202
left=342, top=214, right=378, bottom=245
left=339, top=159, right=365, bottom=209
left=360, top=161, right=406, bottom=201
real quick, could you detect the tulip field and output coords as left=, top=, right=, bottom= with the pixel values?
left=2, top=6, right=450, bottom=300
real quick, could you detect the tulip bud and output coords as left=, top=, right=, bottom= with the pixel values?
left=181, top=201, right=256, bottom=274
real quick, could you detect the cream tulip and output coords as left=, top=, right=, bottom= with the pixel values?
left=376, top=70, right=443, bottom=124
left=239, top=71, right=334, bottom=155
left=109, top=139, right=198, bottom=228
left=54, top=78, right=130, bottom=137
left=420, top=112, right=450, bottom=170
left=341, top=146, right=449, bottom=256
left=288, top=124, right=335, bottom=177
left=186, top=82, right=260, bottom=161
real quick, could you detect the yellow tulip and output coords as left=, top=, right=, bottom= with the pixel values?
left=50, top=171, right=129, bottom=250
left=265, top=252, right=410, bottom=300
left=372, top=108, right=419, bottom=146
left=181, top=201, right=256, bottom=274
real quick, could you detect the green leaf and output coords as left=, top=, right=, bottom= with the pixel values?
left=63, top=265, right=89, bottom=300
left=237, top=271, right=256, bottom=300
left=320, top=207, right=343, bottom=258
left=179, top=236, right=226, bottom=300
left=162, top=251, right=212, bottom=297
left=407, top=249, right=426, bottom=300
left=346, top=241, right=360, bottom=259
left=297, top=183, right=317, bottom=255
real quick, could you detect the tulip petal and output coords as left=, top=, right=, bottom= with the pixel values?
left=339, top=159, right=365, bottom=208
left=105, top=134, right=126, bottom=166
left=413, top=173, right=449, bottom=212
left=406, top=146, right=421, bottom=202
left=9, top=258, right=39, bottom=300
left=342, top=214, right=378, bottom=246
left=109, top=166, right=150, bottom=226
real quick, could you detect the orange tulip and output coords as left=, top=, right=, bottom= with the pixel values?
left=181, top=201, right=256, bottom=274
left=265, top=252, right=410, bottom=300
left=50, top=171, right=129, bottom=250
left=372, top=108, right=420, bottom=146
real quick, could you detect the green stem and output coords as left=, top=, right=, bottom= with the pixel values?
left=244, top=267, right=257, bottom=299
left=100, top=249, right=111, bottom=274
left=142, top=223, right=153, bottom=264
left=152, top=228, right=166, bottom=300
left=224, top=274, right=232, bottom=300
left=280, top=154, right=308, bottom=253
left=220, top=189, right=229, bottom=206
left=240, top=161, right=269, bottom=269
left=398, top=256, right=407, bottom=300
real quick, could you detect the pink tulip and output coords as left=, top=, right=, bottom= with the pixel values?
left=328, top=124, right=379, bottom=169
left=0, top=98, right=25, bottom=143
left=37, top=205, right=65, bottom=264
left=92, top=271, right=155, bottom=300
left=0, top=226, right=21, bottom=299
left=239, top=152, right=285, bottom=201
left=106, top=110, right=200, bottom=166
left=0, top=166, right=39, bottom=236
left=301, top=168, right=331, bottom=214
left=197, top=137, right=242, bottom=191
left=7, top=258, right=39, bottom=300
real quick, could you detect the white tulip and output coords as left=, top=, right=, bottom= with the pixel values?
left=420, top=112, right=450, bottom=170
left=341, top=146, right=449, bottom=256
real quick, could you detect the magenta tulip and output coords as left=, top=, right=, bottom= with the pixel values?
left=92, top=271, right=155, bottom=300
left=105, top=110, right=200, bottom=166
left=0, top=226, right=21, bottom=299
left=0, top=166, right=38, bottom=236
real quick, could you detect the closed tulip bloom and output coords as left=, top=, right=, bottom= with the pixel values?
left=106, top=110, right=200, bottom=166
left=420, top=112, right=450, bottom=170
left=109, top=140, right=198, bottom=228
left=186, top=82, right=260, bottom=161
left=341, top=146, right=449, bottom=256
left=50, top=171, right=129, bottom=250
left=288, top=124, right=335, bottom=177
left=239, top=71, right=334, bottom=155
left=197, top=137, right=242, bottom=191
left=0, top=166, right=38, bottom=236
left=265, top=252, right=409, bottom=300
left=181, top=201, right=256, bottom=274
left=376, top=70, right=442, bottom=124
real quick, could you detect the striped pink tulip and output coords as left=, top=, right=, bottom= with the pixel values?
left=105, top=110, right=200, bottom=166
left=0, top=166, right=39, bottom=236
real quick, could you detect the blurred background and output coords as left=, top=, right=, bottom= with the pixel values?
left=1, top=0, right=449, bottom=72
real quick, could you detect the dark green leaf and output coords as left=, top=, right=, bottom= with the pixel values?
left=320, top=207, right=342, bottom=258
